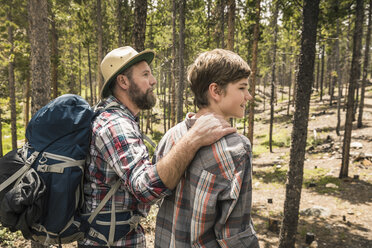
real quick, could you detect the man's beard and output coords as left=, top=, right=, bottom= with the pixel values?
left=128, top=78, right=156, bottom=110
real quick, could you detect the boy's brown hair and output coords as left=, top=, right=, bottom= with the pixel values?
left=187, top=49, right=251, bottom=109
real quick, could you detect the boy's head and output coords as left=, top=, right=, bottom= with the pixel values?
left=187, top=49, right=251, bottom=109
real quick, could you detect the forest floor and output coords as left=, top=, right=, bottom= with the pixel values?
left=1, top=86, right=372, bottom=248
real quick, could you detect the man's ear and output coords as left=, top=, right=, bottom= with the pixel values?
left=116, top=74, right=130, bottom=90
left=208, top=82, right=222, bottom=102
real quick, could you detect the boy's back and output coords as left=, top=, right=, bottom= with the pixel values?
left=154, top=113, right=259, bottom=248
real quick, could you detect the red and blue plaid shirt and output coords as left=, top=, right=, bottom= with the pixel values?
left=81, top=95, right=171, bottom=247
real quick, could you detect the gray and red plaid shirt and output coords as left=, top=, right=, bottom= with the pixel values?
left=154, top=113, right=259, bottom=248
left=81, top=95, right=171, bottom=247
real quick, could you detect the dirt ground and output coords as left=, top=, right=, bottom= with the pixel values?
left=249, top=87, right=372, bottom=248
left=1, top=87, right=372, bottom=248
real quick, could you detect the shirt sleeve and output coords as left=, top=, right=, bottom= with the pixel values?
left=95, top=115, right=171, bottom=204
left=213, top=137, right=259, bottom=247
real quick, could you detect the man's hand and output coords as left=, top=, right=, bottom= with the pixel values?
left=187, top=113, right=237, bottom=148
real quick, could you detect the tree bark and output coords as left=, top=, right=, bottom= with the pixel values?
left=87, top=43, right=93, bottom=105
left=50, top=9, right=58, bottom=99
left=357, top=0, right=372, bottom=128
left=28, top=0, right=50, bottom=115
left=176, top=0, right=186, bottom=123
left=7, top=5, right=17, bottom=150
left=28, top=0, right=50, bottom=247
left=218, top=0, right=225, bottom=48
left=320, top=44, right=325, bottom=101
left=278, top=1, right=320, bottom=247
left=340, top=0, right=364, bottom=179
left=117, top=0, right=123, bottom=46
left=97, top=0, right=104, bottom=95
left=227, top=0, right=235, bottom=51
left=133, top=0, right=147, bottom=51
left=171, top=0, right=177, bottom=126
left=336, top=20, right=342, bottom=136
left=248, top=0, right=261, bottom=145
left=269, top=0, right=279, bottom=153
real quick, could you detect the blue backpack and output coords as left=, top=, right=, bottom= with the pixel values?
left=0, top=94, right=137, bottom=246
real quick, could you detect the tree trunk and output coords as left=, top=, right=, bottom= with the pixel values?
left=171, top=0, right=177, bottom=126
left=248, top=0, right=261, bottom=145
left=87, top=43, right=93, bottom=105
left=78, top=42, right=82, bottom=95
left=320, top=44, right=325, bottom=101
left=97, top=0, right=104, bottom=95
left=24, top=74, right=31, bottom=131
left=218, top=0, right=225, bottom=48
left=269, top=0, right=279, bottom=153
left=117, top=0, right=123, bottom=46
left=340, top=0, right=364, bottom=179
left=278, top=1, right=320, bottom=247
left=28, top=0, right=50, bottom=247
left=357, top=0, right=372, bottom=128
left=28, top=0, right=51, bottom=114
left=50, top=9, right=58, bottom=99
left=7, top=6, right=17, bottom=150
left=336, top=21, right=342, bottom=136
left=133, top=0, right=147, bottom=51
left=176, top=0, right=186, bottom=123
left=69, top=20, right=76, bottom=94
left=227, top=0, right=235, bottom=51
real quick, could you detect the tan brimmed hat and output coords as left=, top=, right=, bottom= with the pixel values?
left=100, top=46, right=155, bottom=98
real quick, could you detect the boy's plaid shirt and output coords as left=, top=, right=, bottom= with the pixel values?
left=81, top=95, right=171, bottom=247
left=153, top=113, right=259, bottom=248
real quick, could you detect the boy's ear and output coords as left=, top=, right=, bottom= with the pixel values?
left=209, top=82, right=222, bottom=101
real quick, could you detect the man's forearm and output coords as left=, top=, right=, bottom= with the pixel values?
left=156, top=133, right=199, bottom=190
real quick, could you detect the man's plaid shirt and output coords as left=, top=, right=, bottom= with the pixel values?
left=154, top=113, right=259, bottom=248
left=81, top=95, right=171, bottom=247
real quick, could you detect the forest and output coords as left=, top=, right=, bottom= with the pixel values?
left=0, top=0, right=371, bottom=247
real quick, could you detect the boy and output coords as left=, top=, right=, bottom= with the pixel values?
left=154, top=49, right=259, bottom=247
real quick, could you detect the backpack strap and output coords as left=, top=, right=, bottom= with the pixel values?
left=0, top=147, right=39, bottom=192
left=87, top=180, right=121, bottom=224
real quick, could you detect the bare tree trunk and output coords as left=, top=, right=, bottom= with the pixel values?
left=28, top=0, right=51, bottom=114
left=78, top=42, right=82, bottom=95
left=69, top=20, right=76, bottom=94
left=320, top=44, right=325, bottom=101
left=133, top=0, right=147, bottom=51
left=269, top=0, right=279, bottom=153
left=278, top=1, right=320, bottom=247
left=340, top=0, right=364, bottom=179
left=227, top=0, right=235, bottom=51
left=24, top=74, right=31, bottom=131
left=117, top=0, right=123, bottom=46
left=218, top=0, right=225, bottom=48
left=357, top=0, right=372, bottom=128
left=97, top=0, right=104, bottom=94
left=171, top=0, right=177, bottom=126
left=176, top=0, right=186, bottom=123
left=7, top=5, right=17, bottom=150
left=28, top=0, right=50, bottom=247
left=248, top=0, right=261, bottom=145
left=50, top=9, right=58, bottom=99
left=336, top=20, right=342, bottom=136
left=87, top=43, right=93, bottom=105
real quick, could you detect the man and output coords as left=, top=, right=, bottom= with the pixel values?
left=154, top=49, right=259, bottom=247
left=78, top=46, right=235, bottom=247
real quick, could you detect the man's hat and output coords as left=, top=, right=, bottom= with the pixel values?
left=100, top=46, right=155, bottom=98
